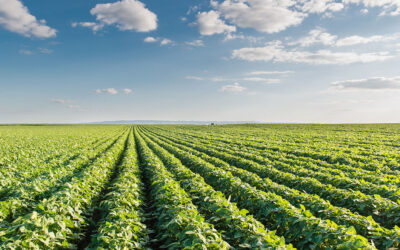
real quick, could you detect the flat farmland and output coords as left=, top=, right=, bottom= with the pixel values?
left=1, top=124, right=400, bottom=249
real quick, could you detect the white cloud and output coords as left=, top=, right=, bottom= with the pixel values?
left=197, top=10, right=236, bottom=35
left=144, top=36, right=158, bottom=42
left=77, top=0, right=157, bottom=33
left=223, top=33, right=263, bottom=44
left=298, top=0, right=344, bottom=13
left=220, top=82, right=246, bottom=92
left=186, top=39, right=204, bottom=47
left=246, top=70, right=294, bottom=75
left=332, top=76, right=400, bottom=90
left=186, top=74, right=288, bottom=83
left=71, top=22, right=104, bottom=32
left=289, top=28, right=337, bottom=47
left=336, top=34, right=400, bottom=46
left=186, top=76, right=204, bottom=80
left=0, top=0, right=56, bottom=38
left=242, top=77, right=267, bottom=82
left=186, top=76, right=231, bottom=81
left=211, top=77, right=230, bottom=82
left=343, top=0, right=400, bottom=16
left=95, top=88, right=118, bottom=94
left=290, top=28, right=400, bottom=47
left=265, top=78, right=281, bottom=84
left=232, top=42, right=392, bottom=64
left=298, top=0, right=400, bottom=16
left=223, top=33, right=246, bottom=41
left=50, top=99, right=75, bottom=104
left=38, top=48, right=53, bottom=54
left=19, top=49, right=33, bottom=55
left=143, top=36, right=173, bottom=46
left=160, top=38, right=173, bottom=45
left=190, top=0, right=400, bottom=37
left=122, top=88, right=132, bottom=94
left=19, top=47, right=53, bottom=55
left=210, top=0, right=305, bottom=34
left=242, top=77, right=281, bottom=83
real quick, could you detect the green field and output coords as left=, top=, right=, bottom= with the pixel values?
left=0, top=124, right=400, bottom=249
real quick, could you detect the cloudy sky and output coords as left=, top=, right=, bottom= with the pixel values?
left=1, top=0, right=400, bottom=123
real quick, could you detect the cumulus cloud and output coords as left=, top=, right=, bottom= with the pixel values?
left=143, top=36, right=173, bottom=46
left=197, top=10, right=236, bottom=35
left=289, top=28, right=337, bottom=47
left=71, top=22, right=104, bottom=32
left=300, top=0, right=400, bottom=16
left=290, top=29, right=400, bottom=47
left=289, top=28, right=400, bottom=47
left=298, top=0, right=344, bottom=13
left=122, top=88, right=132, bottom=94
left=209, top=0, right=305, bottom=34
left=74, top=0, right=157, bottom=33
left=220, top=82, right=246, bottom=92
left=0, top=0, right=56, bottom=38
left=332, top=76, right=400, bottom=90
left=95, top=88, right=118, bottom=94
left=343, top=0, right=400, bottom=16
left=144, top=36, right=157, bottom=42
left=191, top=0, right=400, bottom=37
left=186, top=39, right=205, bottom=47
left=91, top=0, right=157, bottom=32
left=232, top=42, right=393, bottom=64
left=160, top=38, right=173, bottom=45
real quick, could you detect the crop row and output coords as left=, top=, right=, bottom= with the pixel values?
left=0, top=130, right=127, bottom=223
left=138, top=129, right=290, bottom=248
left=152, top=126, right=400, bottom=173
left=0, top=129, right=128, bottom=248
left=154, top=128, right=400, bottom=202
left=144, top=127, right=400, bottom=229
left=152, top=126, right=400, bottom=184
left=136, top=128, right=375, bottom=249
left=0, top=132, right=117, bottom=201
left=134, top=129, right=230, bottom=249
left=87, top=130, right=149, bottom=249
left=141, top=128, right=399, bottom=249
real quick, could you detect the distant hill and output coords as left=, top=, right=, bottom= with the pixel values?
left=88, top=120, right=258, bottom=125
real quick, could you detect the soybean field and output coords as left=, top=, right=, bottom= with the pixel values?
left=1, top=124, right=400, bottom=249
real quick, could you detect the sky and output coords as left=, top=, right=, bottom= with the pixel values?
left=1, top=0, right=400, bottom=123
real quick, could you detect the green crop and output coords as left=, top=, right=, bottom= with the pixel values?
left=1, top=124, right=400, bottom=249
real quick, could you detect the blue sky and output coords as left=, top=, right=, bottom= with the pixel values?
left=1, top=0, right=400, bottom=123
